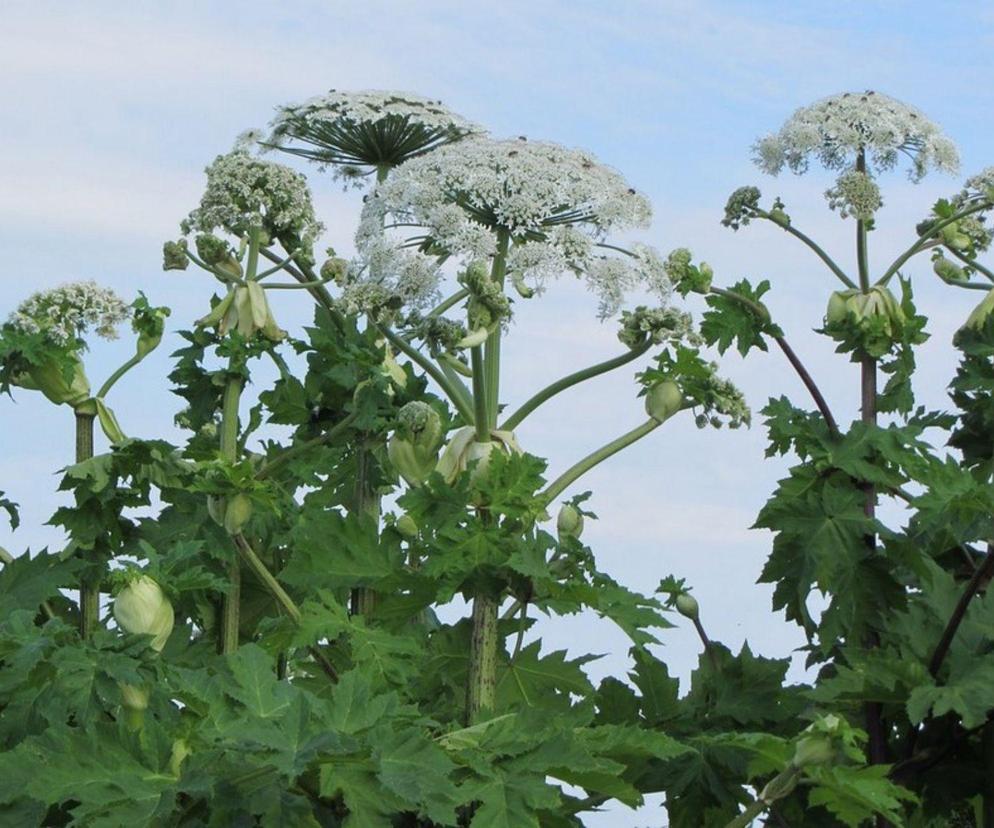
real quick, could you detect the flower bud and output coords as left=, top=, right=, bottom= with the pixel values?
left=769, top=207, right=791, bottom=228
left=457, top=327, right=489, bottom=349
left=791, top=735, right=835, bottom=768
left=435, top=426, right=522, bottom=486
left=758, top=769, right=799, bottom=803
left=645, top=381, right=683, bottom=423
left=825, top=289, right=855, bottom=325
left=556, top=504, right=584, bottom=540
left=388, top=402, right=444, bottom=487
left=15, top=354, right=92, bottom=408
left=169, top=739, right=192, bottom=778
left=113, top=575, right=174, bottom=652
left=933, top=256, right=967, bottom=284
left=963, top=288, right=994, bottom=331
left=396, top=513, right=419, bottom=538
left=119, top=682, right=149, bottom=711
left=675, top=592, right=699, bottom=621
left=162, top=240, right=189, bottom=271
left=95, top=398, right=126, bottom=445
left=223, top=493, right=253, bottom=535
left=320, top=256, right=349, bottom=286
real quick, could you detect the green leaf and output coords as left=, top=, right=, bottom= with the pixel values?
left=0, top=552, right=81, bottom=617
left=807, top=764, right=917, bottom=826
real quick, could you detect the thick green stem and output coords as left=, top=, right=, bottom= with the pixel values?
left=466, top=592, right=499, bottom=723
left=470, top=346, right=490, bottom=442
left=256, top=411, right=358, bottom=481
left=483, top=232, right=510, bottom=428
left=219, top=369, right=244, bottom=655
left=350, top=429, right=380, bottom=616
left=501, top=342, right=651, bottom=431
left=540, top=418, right=662, bottom=506
left=75, top=411, right=99, bottom=639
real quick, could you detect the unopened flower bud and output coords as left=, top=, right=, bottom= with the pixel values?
left=675, top=592, right=699, bottom=620
left=388, top=402, right=444, bottom=487
left=645, top=381, right=683, bottom=423
left=556, top=504, right=584, bottom=540
left=223, top=493, right=253, bottom=535
left=162, top=240, right=189, bottom=271
left=963, top=288, right=994, bottom=331
left=396, top=513, right=419, bottom=538
left=113, top=575, right=174, bottom=652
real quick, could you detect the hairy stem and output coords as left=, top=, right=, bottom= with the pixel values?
left=762, top=213, right=857, bottom=289
left=540, top=418, right=662, bottom=506
left=219, top=368, right=244, bottom=655
left=75, top=411, right=99, bottom=639
left=501, top=342, right=651, bottom=431
left=349, top=430, right=380, bottom=616
left=470, top=346, right=489, bottom=442
left=466, top=592, right=499, bottom=723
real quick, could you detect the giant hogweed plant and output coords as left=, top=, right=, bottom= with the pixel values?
left=0, top=87, right=976, bottom=828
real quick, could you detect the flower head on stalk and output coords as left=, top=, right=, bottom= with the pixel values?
left=265, top=89, right=483, bottom=184
left=754, top=90, right=959, bottom=182
left=181, top=150, right=323, bottom=249
left=356, top=136, right=669, bottom=318
left=8, top=281, right=129, bottom=348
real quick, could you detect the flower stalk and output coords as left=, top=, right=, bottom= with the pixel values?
left=76, top=409, right=99, bottom=639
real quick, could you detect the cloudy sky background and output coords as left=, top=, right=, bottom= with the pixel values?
left=3, top=2, right=994, bottom=823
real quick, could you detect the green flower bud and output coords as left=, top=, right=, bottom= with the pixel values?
left=675, top=592, right=699, bottom=620
left=119, top=681, right=149, bottom=731
left=964, top=288, right=994, bottom=331
left=645, top=381, right=683, bottom=423
left=389, top=402, right=444, bottom=487
left=457, top=327, right=489, bottom=349
left=396, top=513, right=419, bottom=538
left=162, top=240, right=189, bottom=271
left=169, top=739, right=192, bottom=778
left=15, top=353, right=92, bottom=407
left=320, top=256, right=349, bottom=286
left=196, top=234, right=242, bottom=279
left=207, top=495, right=226, bottom=526
left=791, top=735, right=835, bottom=768
left=758, top=768, right=799, bottom=803
left=826, top=289, right=855, bottom=325
left=769, top=207, right=791, bottom=228
left=113, top=575, right=174, bottom=652
left=435, top=426, right=522, bottom=486
left=223, top=493, right=253, bottom=535
left=556, top=504, right=584, bottom=540
left=933, top=256, right=966, bottom=284
left=95, top=398, right=126, bottom=445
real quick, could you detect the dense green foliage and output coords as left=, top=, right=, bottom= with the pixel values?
left=1, top=88, right=994, bottom=827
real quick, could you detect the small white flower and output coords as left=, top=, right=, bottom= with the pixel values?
left=824, top=170, right=883, bottom=220
left=9, top=281, right=129, bottom=346
left=754, top=90, right=959, bottom=181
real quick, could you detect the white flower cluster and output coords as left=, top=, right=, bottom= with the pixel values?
left=824, top=169, right=883, bottom=220
left=182, top=151, right=323, bottom=245
left=338, top=236, right=441, bottom=318
left=754, top=91, right=959, bottom=181
left=357, top=137, right=666, bottom=317
left=958, top=167, right=994, bottom=201
left=9, top=281, right=129, bottom=346
left=266, top=89, right=483, bottom=178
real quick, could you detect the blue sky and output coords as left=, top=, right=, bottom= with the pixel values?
left=3, top=2, right=994, bottom=823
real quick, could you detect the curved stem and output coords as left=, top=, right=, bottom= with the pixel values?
left=255, top=248, right=304, bottom=280
left=540, top=418, right=662, bottom=506
left=929, top=542, right=994, bottom=678
left=255, top=412, right=359, bottom=481
left=501, top=342, right=651, bottom=431
left=428, top=288, right=469, bottom=318
left=774, top=337, right=840, bottom=437
left=96, top=352, right=144, bottom=399
left=261, top=276, right=334, bottom=290
left=877, top=200, right=992, bottom=287
left=75, top=411, right=99, bottom=639
left=231, top=532, right=338, bottom=683
left=762, top=213, right=857, bottom=289
left=377, top=324, right=475, bottom=422
left=259, top=248, right=340, bottom=321
left=947, top=245, right=994, bottom=284
left=707, top=286, right=839, bottom=437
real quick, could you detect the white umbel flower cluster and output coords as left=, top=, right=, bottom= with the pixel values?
left=182, top=151, right=323, bottom=245
left=266, top=89, right=482, bottom=179
left=357, top=137, right=667, bottom=317
left=824, top=170, right=883, bottom=220
left=9, top=281, right=129, bottom=346
left=754, top=91, right=959, bottom=181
